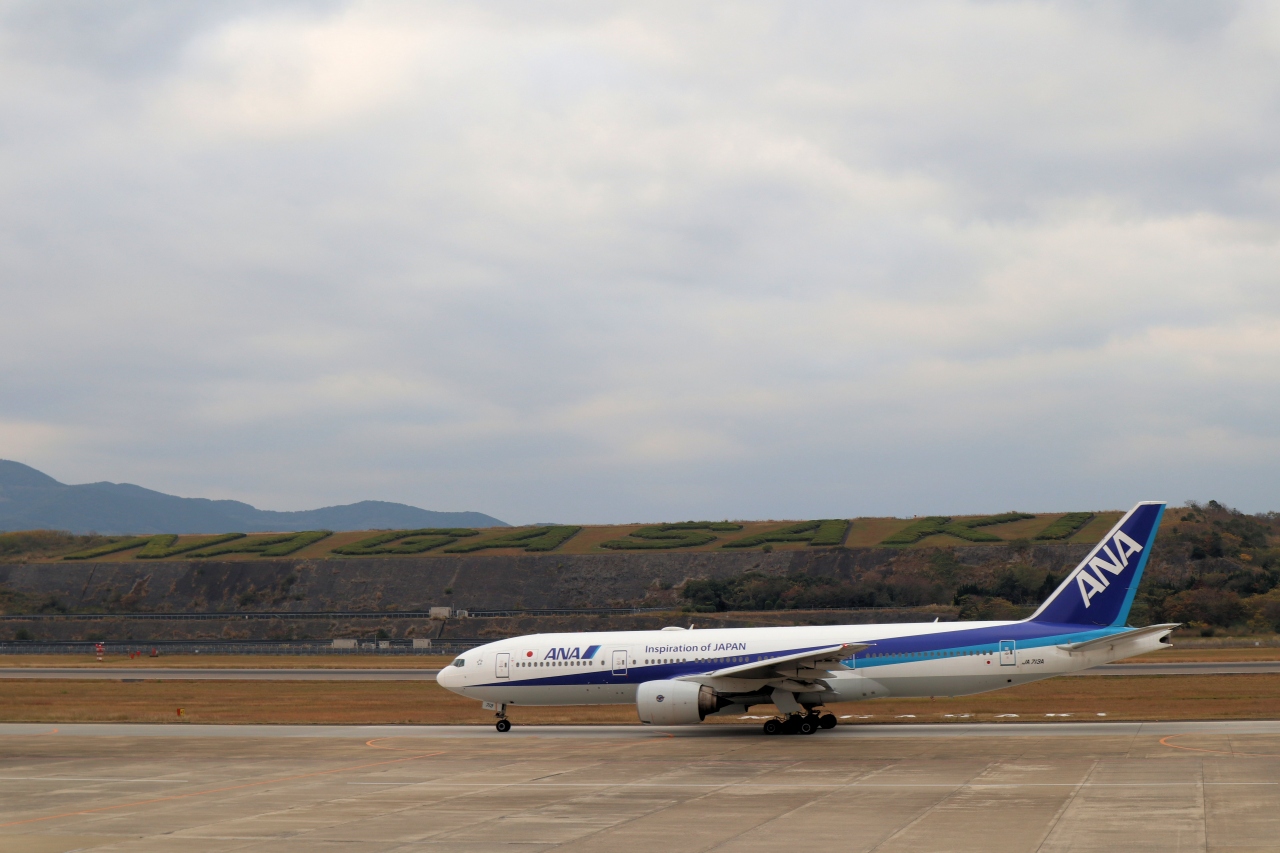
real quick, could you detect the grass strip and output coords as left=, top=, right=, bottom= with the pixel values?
left=4, top=675, right=1280, bottom=725
left=1035, top=512, right=1095, bottom=540
left=62, top=536, right=162, bottom=560
left=188, top=530, right=333, bottom=558
left=880, top=512, right=1036, bottom=546
left=135, top=533, right=245, bottom=559
left=722, top=519, right=849, bottom=549
left=332, top=529, right=478, bottom=556
left=442, top=526, right=582, bottom=553
left=600, top=522, right=743, bottom=550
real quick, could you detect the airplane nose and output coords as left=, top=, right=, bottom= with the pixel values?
left=436, top=663, right=461, bottom=692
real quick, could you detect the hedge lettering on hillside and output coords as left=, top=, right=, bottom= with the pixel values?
left=722, top=519, right=850, bottom=549
left=599, top=522, right=743, bottom=550
left=1034, top=512, right=1094, bottom=541
left=189, top=530, right=333, bottom=558
left=880, top=512, right=1036, bottom=546
left=135, top=533, right=246, bottom=559
left=332, top=528, right=478, bottom=556
left=443, top=526, right=582, bottom=553
left=63, top=536, right=162, bottom=560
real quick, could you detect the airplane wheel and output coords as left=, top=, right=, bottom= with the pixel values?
left=495, top=719, right=512, bottom=733
left=797, top=718, right=816, bottom=735
left=762, top=719, right=782, bottom=735
left=819, top=714, right=837, bottom=729
left=781, top=716, right=801, bottom=735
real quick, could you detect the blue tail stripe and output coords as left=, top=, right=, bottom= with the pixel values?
left=1110, top=503, right=1164, bottom=627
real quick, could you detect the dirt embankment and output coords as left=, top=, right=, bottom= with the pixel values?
left=0, top=544, right=1092, bottom=613
left=0, top=544, right=1094, bottom=641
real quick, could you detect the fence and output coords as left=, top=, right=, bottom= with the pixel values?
left=0, top=639, right=487, bottom=656
left=1, top=607, right=672, bottom=622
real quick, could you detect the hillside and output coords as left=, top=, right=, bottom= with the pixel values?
left=1, top=502, right=1277, bottom=640
left=0, top=461, right=507, bottom=534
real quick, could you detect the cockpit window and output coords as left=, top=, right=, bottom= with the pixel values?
left=453, top=658, right=466, bottom=667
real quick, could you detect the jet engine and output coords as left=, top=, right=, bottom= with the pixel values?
left=636, top=680, right=726, bottom=725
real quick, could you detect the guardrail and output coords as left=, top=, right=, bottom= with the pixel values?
left=0, top=639, right=488, bottom=655
left=0, top=607, right=674, bottom=621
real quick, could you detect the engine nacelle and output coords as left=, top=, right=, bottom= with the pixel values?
left=636, top=680, right=723, bottom=725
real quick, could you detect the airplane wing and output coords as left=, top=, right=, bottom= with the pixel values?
left=678, top=643, right=871, bottom=693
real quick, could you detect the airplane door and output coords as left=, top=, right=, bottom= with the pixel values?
left=611, top=649, right=628, bottom=676
left=496, top=652, right=510, bottom=679
left=999, top=640, right=1016, bottom=667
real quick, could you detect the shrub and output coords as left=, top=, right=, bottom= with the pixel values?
left=136, top=533, right=245, bottom=559
left=722, top=519, right=849, bottom=548
left=600, top=522, right=743, bottom=550
left=880, top=513, right=1035, bottom=546
left=63, top=535, right=161, bottom=560
left=1034, top=512, right=1094, bottom=541
left=331, top=529, right=478, bottom=556
left=1162, top=587, right=1247, bottom=627
left=443, top=526, right=582, bottom=553
left=189, top=530, right=333, bottom=558
left=2, top=530, right=100, bottom=560
left=880, top=517, right=951, bottom=546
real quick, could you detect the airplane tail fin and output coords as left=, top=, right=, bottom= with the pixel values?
left=1027, top=502, right=1166, bottom=628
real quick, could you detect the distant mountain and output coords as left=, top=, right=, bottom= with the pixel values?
left=0, top=460, right=508, bottom=534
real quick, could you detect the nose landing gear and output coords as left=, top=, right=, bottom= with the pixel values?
left=493, top=703, right=511, bottom=732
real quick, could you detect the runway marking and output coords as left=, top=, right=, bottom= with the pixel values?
left=238, top=780, right=1277, bottom=789
left=0, top=749, right=445, bottom=829
left=1, top=728, right=58, bottom=737
left=1158, top=733, right=1280, bottom=757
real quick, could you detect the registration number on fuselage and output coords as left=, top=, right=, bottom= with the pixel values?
left=1021, top=658, right=1045, bottom=666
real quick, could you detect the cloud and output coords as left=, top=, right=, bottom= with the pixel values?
left=1, top=1, right=1279, bottom=521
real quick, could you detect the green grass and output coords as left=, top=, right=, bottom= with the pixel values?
left=442, top=526, right=582, bottom=553
left=880, top=513, right=1036, bottom=546
left=600, top=522, right=743, bottom=550
left=189, top=530, right=333, bottom=558
left=1035, top=512, right=1095, bottom=540
left=62, top=536, right=160, bottom=560
left=331, top=528, right=478, bottom=555
left=136, top=533, right=245, bottom=559
left=721, top=519, right=850, bottom=548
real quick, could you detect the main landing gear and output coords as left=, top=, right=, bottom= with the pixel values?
left=762, top=711, right=838, bottom=735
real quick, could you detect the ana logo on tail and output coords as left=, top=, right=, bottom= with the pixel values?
left=1076, top=530, right=1143, bottom=607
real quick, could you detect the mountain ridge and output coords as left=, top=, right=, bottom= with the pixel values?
left=0, top=460, right=507, bottom=534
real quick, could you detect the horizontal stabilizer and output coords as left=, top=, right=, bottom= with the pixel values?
left=1056, top=624, right=1180, bottom=653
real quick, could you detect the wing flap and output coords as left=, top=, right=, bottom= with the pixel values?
left=699, top=642, right=870, bottom=680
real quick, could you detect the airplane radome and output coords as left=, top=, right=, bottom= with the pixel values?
left=436, top=501, right=1176, bottom=735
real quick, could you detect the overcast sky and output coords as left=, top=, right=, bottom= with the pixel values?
left=3, top=1, right=1279, bottom=523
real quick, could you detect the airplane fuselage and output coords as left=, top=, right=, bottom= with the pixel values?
left=436, top=618, right=1169, bottom=710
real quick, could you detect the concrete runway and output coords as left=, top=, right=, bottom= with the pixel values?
left=3, top=660, right=1279, bottom=680
left=3, top=721, right=1279, bottom=852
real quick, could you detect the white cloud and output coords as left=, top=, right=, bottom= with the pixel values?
left=2, top=1, right=1279, bottom=520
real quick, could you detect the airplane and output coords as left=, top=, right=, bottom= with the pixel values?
left=436, top=501, right=1176, bottom=734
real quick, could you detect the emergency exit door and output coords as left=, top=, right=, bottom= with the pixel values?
left=611, top=649, right=628, bottom=675
left=999, top=640, right=1016, bottom=666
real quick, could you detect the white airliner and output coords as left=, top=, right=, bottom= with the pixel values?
left=437, top=502, right=1176, bottom=734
